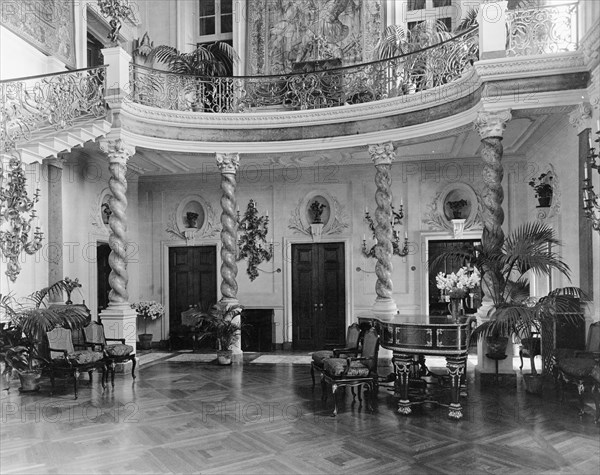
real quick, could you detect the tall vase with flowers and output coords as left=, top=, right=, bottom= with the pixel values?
left=436, top=266, right=481, bottom=322
left=131, top=301, right=165, bottom=351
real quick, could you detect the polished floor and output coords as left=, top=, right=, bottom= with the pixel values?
left=1, top=353, right=599, bottom=475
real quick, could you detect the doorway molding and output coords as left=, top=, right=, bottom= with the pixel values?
left=161, top=239, right=221, bottom=338
left=420, top=230, right=482, bottom=316
left=282, top=236, right=353, bottom=346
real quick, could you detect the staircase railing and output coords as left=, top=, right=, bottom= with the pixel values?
left=129, top=27, right=479, bottom=113
left=0, top=66, right=108, bottom=153
left=506, top=2, right=578, bottom=57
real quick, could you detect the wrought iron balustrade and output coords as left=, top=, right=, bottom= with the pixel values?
left=0, top=66, right=108, bottom=153
left=507, top=2, right=578, bottom=57
left=129, top=27, right=479, bottom=114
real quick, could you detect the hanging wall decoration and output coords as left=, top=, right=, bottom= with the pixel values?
left=237, top=200, right=273, bottom=281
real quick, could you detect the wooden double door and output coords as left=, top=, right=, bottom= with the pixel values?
left=168, top=246, right=217, bottom=329
left=292, top=243, right=345, bottom=350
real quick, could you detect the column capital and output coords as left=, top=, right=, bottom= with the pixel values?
left=474, top=110, right=512, bottom=139
left=568, top=103, right=593, bottom=134
left=99, top=138, right=136, bottom=164
left=216, top=152, right=240, bottom=174
left=368, top=143, right=396, bottom=166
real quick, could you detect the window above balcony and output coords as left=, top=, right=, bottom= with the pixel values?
left=198, top=0, right=233, bottom=43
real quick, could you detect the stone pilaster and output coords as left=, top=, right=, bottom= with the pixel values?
left=216, top=152, right=242, bottom=363
left=98, top=138, right=137, bottom=354
left=368, top=143, right=398, bottom=318
left=45, top=156, right=65, bottom=295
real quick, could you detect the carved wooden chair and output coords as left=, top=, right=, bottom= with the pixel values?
left=519, top=331, right=541, bottom=370
left=43, top=327, right=106, bottom=399
left=553, top=322, right=600, bottom=422
left=321, top=327, right=380, bottom=416
left=83, top=321, right=136, bottom=387
left=310, top=323, right=362, bottom=389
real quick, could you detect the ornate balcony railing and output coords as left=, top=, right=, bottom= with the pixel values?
left=0, top=66, right=108, bottom=153
left=507, top=2, right=578, bottom=57
left=129, top=27, right=479, bottom=114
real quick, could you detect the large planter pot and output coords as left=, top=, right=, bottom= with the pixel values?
left=536, top=195, right=552, bottom=208
left=138, top=333, right=153, bottom=351
left=18, top=370, right=42, bottom=392
left=486, top=336, right=509, bottom=357
left=523, top=374, right=544, bottom=395
left=216, top=350, right=232, bottom=365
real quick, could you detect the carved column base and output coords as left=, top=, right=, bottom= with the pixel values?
left=219, top=298, right=243, bottom=363
left=372, top=298, right=398, bottom=319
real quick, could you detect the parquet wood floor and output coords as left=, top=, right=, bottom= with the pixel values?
left=1, top=358, right=599, bottom=475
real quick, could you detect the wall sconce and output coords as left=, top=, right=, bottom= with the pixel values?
left=0, top=154, right=43, bottom=282
left=362, top=203, right=408, bottom=257
left=237, top=200, right=273, bottom=281
left=583, top=130, right=600, bottom=232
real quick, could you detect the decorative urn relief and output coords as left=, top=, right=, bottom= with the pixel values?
left=423, top=182, right=483, bottom=236
left=289, top=191, right=349, bottom=240
left=529, top=164, right=561, bottom=221
left=166, top=194, right=219, bottom=241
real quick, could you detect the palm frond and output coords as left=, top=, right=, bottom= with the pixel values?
left=456, top=8, right=479, bottom=32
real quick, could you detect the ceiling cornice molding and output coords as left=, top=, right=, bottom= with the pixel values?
left=121, top=104, right=485, bottom=154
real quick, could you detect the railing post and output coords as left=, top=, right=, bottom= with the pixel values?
left=478, top=1, right=508, bottom=60
left=101, top=47, right=132, bottom=107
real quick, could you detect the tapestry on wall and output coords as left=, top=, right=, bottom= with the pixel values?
left=247, top=0, right=382, bottom=75
left=0, top=0, right=76, bottom=69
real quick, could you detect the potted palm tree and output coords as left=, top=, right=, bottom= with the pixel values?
left=194, top=302, right=246, bottom=365
left=429, top=222, right=584, bottom=393
left=148, top=41, right=238, bottom=112
left=0, top=280, right=91, bottom=392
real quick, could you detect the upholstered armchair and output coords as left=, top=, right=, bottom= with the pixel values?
left=321, top=327, right=380, bottom=416
left=553, top=322, right=600, bottom=422
left=83, top=321, right=136, bottom=387
left=43, top=327, right=106, bottom=399
left=310, top=323, right=361, bottom=389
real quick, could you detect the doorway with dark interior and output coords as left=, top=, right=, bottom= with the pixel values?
left=428, top=238, right=481, bottom=316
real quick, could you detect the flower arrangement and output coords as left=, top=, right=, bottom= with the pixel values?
left=528, top=172, right=553, bottom=198
left=436, top=266, right=480, bottom=299
left=131, top=300, right=165, bottom=334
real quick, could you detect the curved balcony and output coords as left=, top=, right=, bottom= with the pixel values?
left=129, top=28, right=479, bottom=114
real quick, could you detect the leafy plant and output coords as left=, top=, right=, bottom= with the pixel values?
left=429, top=221, right=584, bottom=375
left=0, top=282, right=91, bottom=373
left=194, top=302, right=247, bottom=351
left=528, top=172, right=553, bottom=198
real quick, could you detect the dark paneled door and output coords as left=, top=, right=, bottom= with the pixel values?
left=292, top=243, right=345, bottom=350
left=168, top=246, right=217, bottom=329
left=96, top=243, right=111, bottom=315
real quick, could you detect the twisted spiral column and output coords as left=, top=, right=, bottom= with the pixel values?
left=368, top=143, right=398, bottom=317
left=99, top=138, right=135, bottom=306
left=474, top=110, right=511, bottom=314
left=216, top=153, right=240, bottom=303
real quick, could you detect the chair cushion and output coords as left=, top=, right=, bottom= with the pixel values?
left=557, top=358, right=596, bottom=378
left=323, top=358, right=370, bottom=377
left=312, top=350, right=333, bottom=366
left=55, top=351, right=103, bottom=365
left=106, top=344, right=134, bottom=357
